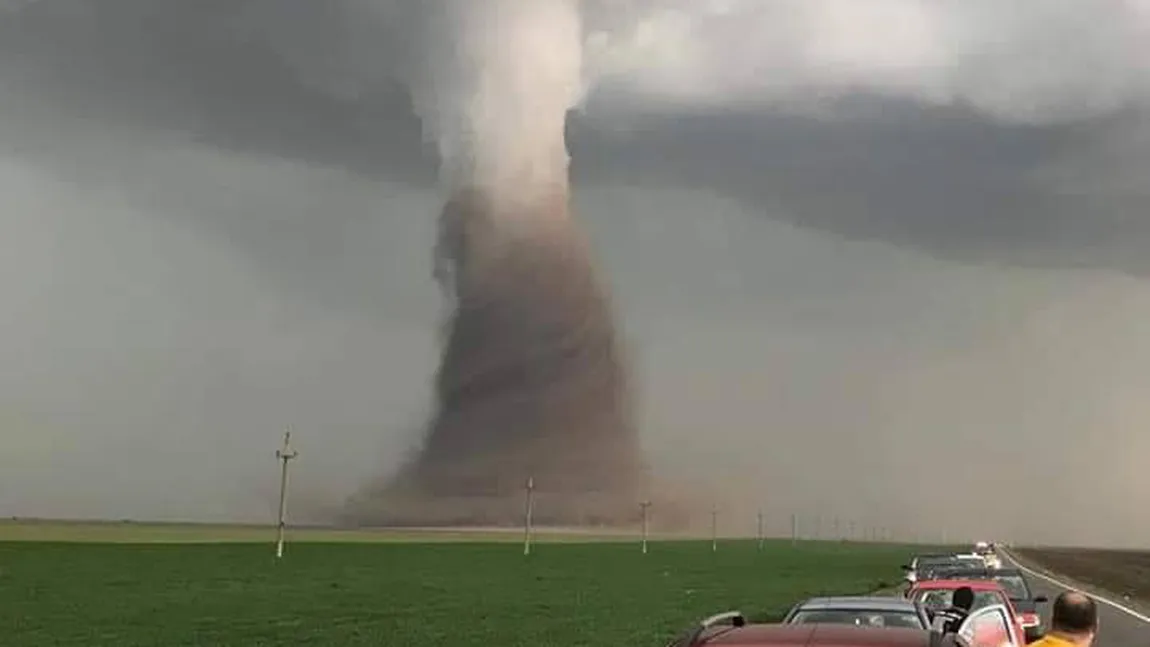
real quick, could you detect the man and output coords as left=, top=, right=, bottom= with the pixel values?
left=932, top=586, right=976, bottom=634
left=1030, top=591, right=1098, bottom=647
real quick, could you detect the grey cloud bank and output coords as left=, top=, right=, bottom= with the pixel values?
left=0, top=1, right=1148, bottom=545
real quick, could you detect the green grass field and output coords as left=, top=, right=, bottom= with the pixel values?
left=0, top=534, right=915, bottom=647
left=0, top=519, right=636, bottom=544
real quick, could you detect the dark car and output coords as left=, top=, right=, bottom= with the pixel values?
left=902, top=554, right=960, bottom=584
left=914, top=566, right=1047, bottom=642
left=782, top=596, right=932, bottom=629
left=664, top=606, right=1022, bottom=647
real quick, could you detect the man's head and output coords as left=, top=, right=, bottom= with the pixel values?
left=1049, top=591, right=1098, bottom=645
left=952, top=586, right=975, bottom=611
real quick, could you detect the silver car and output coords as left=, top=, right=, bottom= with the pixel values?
left=781, top=596, right=933, bottom=630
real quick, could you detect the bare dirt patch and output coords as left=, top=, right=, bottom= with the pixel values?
left=1018, top=547, right=1150, bottom=603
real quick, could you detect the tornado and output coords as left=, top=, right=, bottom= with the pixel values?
left=343, top=0, right=650, bottom=527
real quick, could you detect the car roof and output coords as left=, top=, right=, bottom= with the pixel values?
left=700, top=624, right=930, bottom=646
left=927, top=567, right=993, bottom=577
left=912, top=579, right=1005, bottom=591
left=795, top=597, right=920, bottom=612
left=930, top=567, right=1024, bottom=579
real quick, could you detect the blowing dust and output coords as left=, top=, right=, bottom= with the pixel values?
left=342, top=0, right=689, bottom=527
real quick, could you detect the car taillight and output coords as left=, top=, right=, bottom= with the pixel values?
left=1020, top=613, right=1040, bottom=627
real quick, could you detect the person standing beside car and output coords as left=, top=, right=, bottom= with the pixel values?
left=1029, top=591, right=1098, bottom=647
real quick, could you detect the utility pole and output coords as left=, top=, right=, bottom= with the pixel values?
left=640, top=500, right=652, bottom=554
left=522, top=476, right=535, bottom=556
left=790, top=513, right=798, bottom=546
left=756, top=510, right=764, bottom=550
left=274, top=429, right=298, bottom=559
left=833, top=516, right=840, bottom=540
left=710, top=505, right=718, bottom=552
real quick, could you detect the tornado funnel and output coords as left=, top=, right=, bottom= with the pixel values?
left=345, top=184, right=649, bottom=526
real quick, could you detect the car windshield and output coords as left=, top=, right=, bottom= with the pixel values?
left=993, top=575, right=1031, bottom=600
left=915, top=589, right=1004, bottom=612
left=918, top=558, right=957, bottom=569
left=789, top=609, right=925, bottom=629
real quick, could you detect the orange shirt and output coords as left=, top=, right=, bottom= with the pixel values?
left=1028, top=634, right=1080, bottom=647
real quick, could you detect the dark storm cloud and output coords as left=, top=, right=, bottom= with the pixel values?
left=570, top=104, right=1150, bottom=274
left=3, top=0, right=1149, bottom=276
left=5, top=1, right=1150, bottom=546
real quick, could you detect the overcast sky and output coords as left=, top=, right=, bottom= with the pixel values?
left=1, top=1, right=1149, bottom=546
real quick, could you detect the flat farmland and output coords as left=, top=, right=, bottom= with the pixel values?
left=0, top=535, right=916, bottom=647
left=0, top=519, right=639, bottom=544
left=1017, top=547, right=1150, bottom=603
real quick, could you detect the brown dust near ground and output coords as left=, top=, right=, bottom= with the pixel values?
left=343, top=187, right=691, bottom=528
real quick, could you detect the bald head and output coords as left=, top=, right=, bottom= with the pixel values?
left=1050, top=591, right=1098, bottom=635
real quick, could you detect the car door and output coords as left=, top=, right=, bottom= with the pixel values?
left=956, top=604, right=1021, bottom=647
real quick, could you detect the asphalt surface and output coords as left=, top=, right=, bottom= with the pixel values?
left=999, top=551, right=1148, bottom=647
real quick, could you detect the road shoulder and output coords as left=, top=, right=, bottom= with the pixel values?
left=1001, top=547, right=1150, bottom=621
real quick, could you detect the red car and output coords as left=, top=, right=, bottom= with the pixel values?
left=907, top=579, right=1026, bottom=645
left=666, top=607, right=1023, bottom=647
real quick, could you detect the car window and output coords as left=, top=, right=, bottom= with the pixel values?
left=993, top=575, right=1031, bottom=600
left=789, top=609, right=925, bottom=629
left=916, top=589, right=1004, bottom=611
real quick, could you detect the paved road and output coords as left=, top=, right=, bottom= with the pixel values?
left=1000, top=550, right=1148, bottom=647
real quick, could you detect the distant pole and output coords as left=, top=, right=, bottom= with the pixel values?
left=274, top=429, right=298, bottom=559
left=790, top=513, right=798, bottom=546
left=710, top=506, right=718, bottom=552
left=814, top=515, right=822, bottom=540
left=849, top=520, right=856, bottom=541
left=522, top=476, right=535, bottom=556
left=756, top=510, right=764, bottom=550
left=833, top=516, right=840, bottom=540
left=640, top=500, right=652, bottom=554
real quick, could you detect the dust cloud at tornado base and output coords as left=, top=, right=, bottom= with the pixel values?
left=341, top=187, right=660, bottom=527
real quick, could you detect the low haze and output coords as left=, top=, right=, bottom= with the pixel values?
left=1, top=1, right=1149, bottom=547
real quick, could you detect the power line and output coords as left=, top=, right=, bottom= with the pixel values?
left=522, top=476, right=535, bottom=556
left=639, top=500, right=652, bottom=554
left=274, top=429, right=298, bottom=560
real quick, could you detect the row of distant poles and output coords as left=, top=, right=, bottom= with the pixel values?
left=519, top=478, right=895, bottom=556
left=272, top=433, right=901, bottom=560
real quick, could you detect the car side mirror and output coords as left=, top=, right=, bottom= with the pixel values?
left=901, top=564, right=912, bottom=570
left=1033, top=596, right=1048, bottom=603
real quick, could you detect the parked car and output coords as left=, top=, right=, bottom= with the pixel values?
left=907, top=579, right=1026, bottom=646
left=781, top=596, right=932, bottom=629
left=901, top=554, right=961, bottom=584
left=990, top=569, right=1048, bottom=642
left=664, top=605, right=1023, bottom=647
left=910, top=566, right=1046, bottom=642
